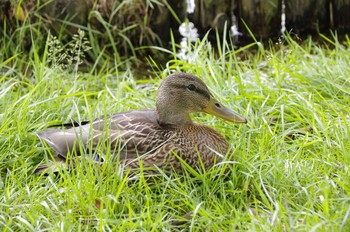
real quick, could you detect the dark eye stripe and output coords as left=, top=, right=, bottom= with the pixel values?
left=195, top=87, right=210, bottom=100
left=170, top=83, right=210, bottom=100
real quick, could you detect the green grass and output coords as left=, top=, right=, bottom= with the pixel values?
left=1, top=27, right=350, bottom=231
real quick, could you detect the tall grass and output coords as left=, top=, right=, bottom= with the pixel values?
left=0, top=23, right=349, bottom=231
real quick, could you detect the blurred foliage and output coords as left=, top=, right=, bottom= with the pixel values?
left=0, top=0, right=185, bottom=63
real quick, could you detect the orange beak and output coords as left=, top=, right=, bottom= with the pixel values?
left=203, top=98, right=247, bottom=123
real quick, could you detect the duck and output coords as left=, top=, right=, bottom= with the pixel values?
left=36, top=72, right=247, bottom=174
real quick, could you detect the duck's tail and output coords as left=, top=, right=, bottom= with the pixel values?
left=35, top=127, right=89, bottom=174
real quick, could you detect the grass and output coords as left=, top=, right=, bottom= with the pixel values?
left=1, top=23, right=350, bottom=231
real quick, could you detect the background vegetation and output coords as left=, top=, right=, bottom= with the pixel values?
left=0, top=11, right=350, bottom=231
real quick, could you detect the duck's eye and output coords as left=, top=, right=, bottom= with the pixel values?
left=187, top=84, right=196, bottom=91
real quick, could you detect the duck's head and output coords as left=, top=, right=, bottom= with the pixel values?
left=156, top=72, right=247, bottom=126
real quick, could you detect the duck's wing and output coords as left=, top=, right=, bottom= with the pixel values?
left=92, top=109, right=171, bottom=160
left=37, top=109, right=162, bottom=158
left=37, top=109, right=184, bottom=174
left=38, top=126, right=91, bottom=157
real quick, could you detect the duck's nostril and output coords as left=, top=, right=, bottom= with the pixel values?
left=215, top=103, right=221, bottom=108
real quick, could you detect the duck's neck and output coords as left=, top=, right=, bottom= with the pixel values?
left=156, top=107, right=193, bottom=127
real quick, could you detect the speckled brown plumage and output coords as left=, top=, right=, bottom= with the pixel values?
left=37, top=72, right=247, bottom=174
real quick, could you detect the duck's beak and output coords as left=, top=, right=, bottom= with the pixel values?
left=203, top=98, right=247, bottom=123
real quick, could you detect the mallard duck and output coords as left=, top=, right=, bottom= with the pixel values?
left=37, top=72, right=247, bottom=174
